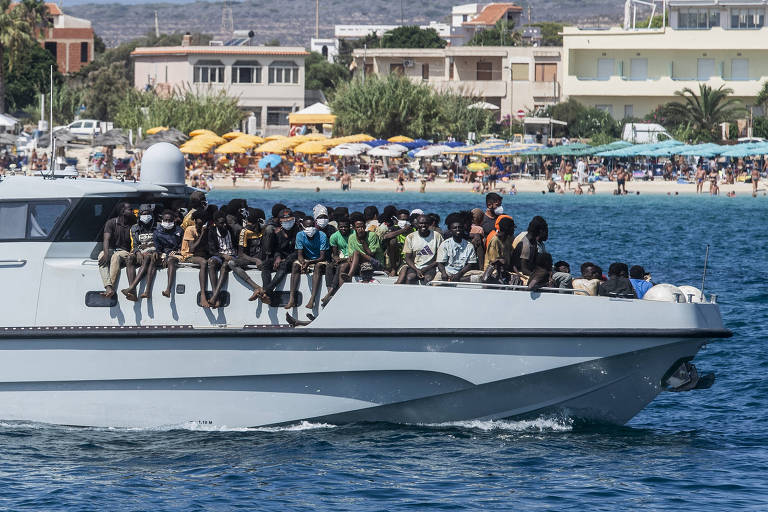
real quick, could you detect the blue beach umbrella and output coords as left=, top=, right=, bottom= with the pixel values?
left=258, top=154, right=282, bottom=168
left=364, top=139, right=389, bottom=147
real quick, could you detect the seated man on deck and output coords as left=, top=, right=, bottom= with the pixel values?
left=180, top=191, right=207, bottom=230
left=181, top=209, right=212, bottom=308
left=261, top=208, right=299, bottom=297
left=482, top=216, right=515, bottom=284
left=342, top=217, right=385, bottom=282
left=598, top=262, right=637, bottom=298
left=381, top=209, right=413, bottom=276
left=511, top=216, right=549, bottom=278
left=98, top=202, right=136, bottom=299
left=206, top=212, right=237, bottom=308
left=154, top=209, right=184, bottom=298
left=229, top=208, right=270, bottom=304
left=121, top=205, right=159, bottom=302
left=571, top=262, right=602, bottom=297
left=629, top=265, right=654, bottom=299
left=435, top=211, right=479, bottom=283
left=321, top=217, right=351, bottom=308
left=285, top=217, right=330, bottom=310
left=551, top=261, right=574, bottom=290
left=396, top=215, right=443, bottom=285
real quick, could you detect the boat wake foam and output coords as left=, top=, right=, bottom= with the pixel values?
left=419, top=417, right=574, bottom=432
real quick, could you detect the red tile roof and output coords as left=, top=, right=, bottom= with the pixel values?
left=45, top=2, right=62, bottom=16
left=131, top=46, right=309, bottom=57
left=463, top=3, right=522, bottom=26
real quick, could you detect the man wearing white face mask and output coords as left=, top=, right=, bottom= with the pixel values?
left=153, top=209, right=184, bottom=299
left=261, top=208, right=299, bottom=298
left=122, top=205, right=159, bottom=302
left=481, top=192, right=504, bottom=238
left=285, top=217, right=329, bottom=310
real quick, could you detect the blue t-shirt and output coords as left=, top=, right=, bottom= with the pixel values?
left=295, top=230, right=329, bottom=260
left=630, top=278, right=653, bottom=299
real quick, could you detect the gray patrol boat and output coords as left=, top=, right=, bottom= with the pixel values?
left=0, top=143, right=730, bottom=428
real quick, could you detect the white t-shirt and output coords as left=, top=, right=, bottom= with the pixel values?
left=437, top=237, right=478, bottom=275
left=576, top=160, right=587, bottom=182
left=404, top=230, right=443, bottom=269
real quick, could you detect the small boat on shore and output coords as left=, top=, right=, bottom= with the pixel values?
left=0, top=144, right=731, bottom=428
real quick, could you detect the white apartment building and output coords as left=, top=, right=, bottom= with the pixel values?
left=562, top=0, right=768, bottom=119
left=131, top=41, right=308, bottom=135
left=352, top=46, right=562, bottom=120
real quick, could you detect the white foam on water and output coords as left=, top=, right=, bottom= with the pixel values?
left=420, top=417, right=574, bottom=432
left=110, top=420, right=339, bottom=433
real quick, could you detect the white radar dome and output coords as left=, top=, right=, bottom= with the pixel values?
left=643, top=283, right=684, bottom=302
left=141, top=142, right=185, bottom=186
left=678, top=285, right=705, bottom=303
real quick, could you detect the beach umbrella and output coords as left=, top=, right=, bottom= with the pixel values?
left=368, top=146, right=404, bottom=157
left=264, top=134, right=287, bottom=141
left=388, top=135, right=414, bottom=143
left=0, top=133, right=16, bottom=145
left=222, top=131, right=244, bottom=140
left=254, top=140, right=290, bottom=154
left=387, top=143, right=409, bottom=153
left=146, top=126, right=168, bottom=135
left=467, top=162, right=489, bottom=171
left=294, top=141, right=327, bottom=155
left=189, top=129, right=217, bottom=137
left=258, top=154, right=282, bottom=168
left=180, top=145, right=210, bottom=154
left=214, top=141, right=248, bottom=154
left=468, top=101, right=500, bottom=110
left=348, top=133, right=374, bottom=142
left=413, top=145, right=450, bottom=157
left=329, top=144, right=365, bottom=156
left=93, top=129, right=130, bottom=147
left=364, top=139, right=389, bottom=147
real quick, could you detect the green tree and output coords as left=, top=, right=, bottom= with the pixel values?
left=337, top=33, right=380, bottom=69
left=3, top=41, right=63, bottom=111
left=265, top=38, right=281, bottom=46
left=528, top=22, right=566, bottom=46
left=330, top=74, right=493, bottom=140
left=93, top=34, right=106, bottom=55
left=755, top=80, right=768, bottom=112
left=466, top=20, right=521, bottom=47
left=0, top=0, right=50, bottom=113
left=666, top=84, right=745, bottom=141
left=380, top=26, right=446, bottom=49
left=543, top=98, right=620, bottom=138
left=305, top=51, right=351, bottom=96
left=81, top=62, right=132, bottom=121
left=114, top=87, right=245, bottom=135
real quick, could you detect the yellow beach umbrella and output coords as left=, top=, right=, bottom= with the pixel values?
left=180, top=145, right=210, bottom=154
left=191, top=134, right=226, bottom=146
left=351, top=133, right=374, bottom=142
left=189, top=129, right=217, bottom=137
left=388, top=135, right=414, bottom=143
left=301, top=133, right=328, bottom=141
left=146, top=126, right=168, bottom=135
left=222, top=131, right=244, bottom=140
left=214, top=141, right=247, bottom=154
left=229, top=136, right=256, bottom=149
left=467, top=162, right=489, bottom=171
left=294, top=141, right=327, bottom=155
left=254, top=140, right=289, bottom=154
left=264, top=134, right=287, bottom=141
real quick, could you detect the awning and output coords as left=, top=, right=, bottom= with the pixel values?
left=288, top=102, right=336, bottom=125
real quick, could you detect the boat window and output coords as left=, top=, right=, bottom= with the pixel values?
left=56, top=197, right=120, bottom=242
left=27, top=202, right=69, bottom=239
left=0, top=201, right=69, bottom=241
left=0, top=203, right=27, bottom=239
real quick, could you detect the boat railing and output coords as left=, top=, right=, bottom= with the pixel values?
left=428, top=280, right=591, bottom=296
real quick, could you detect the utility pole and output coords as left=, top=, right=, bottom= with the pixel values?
left=154, top=11, right=160, bottom=38
left=400, top=0, right=404, bottom=26
left=315, top=0, right=319, bottom=39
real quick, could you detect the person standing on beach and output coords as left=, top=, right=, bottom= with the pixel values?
left=752, top=166, right=760, bottom=196
left=341, top=171, right=351, bottom=191
left=576, top=157, right=587, bottom=185
left=262, top=163, right=273, bottom=190
left=695, top=165, right=706, bottom=194
left=616, top=166, right=627, bottom=195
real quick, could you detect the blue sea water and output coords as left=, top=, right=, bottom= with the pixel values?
left=2, top=190, right=766, bottom=511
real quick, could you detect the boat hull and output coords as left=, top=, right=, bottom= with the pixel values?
left=0, top=330, right=707, bottom=428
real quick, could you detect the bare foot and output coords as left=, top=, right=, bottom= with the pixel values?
left=162, top=290, right=171, bottom=298
left=305, top=300, right=315, bottom=309
left=320, top=295, right=332, bottom=308
left=284, top=298, right=296, bottom=309
left=121, top=288, right=138, bottom=301
left=140, top=292, right=151, bottom=300
left=340, top=273, right=350, bottom=282
left=200, top=298, right=211, bottom=308
left=102, top=286, right=115, bottom=298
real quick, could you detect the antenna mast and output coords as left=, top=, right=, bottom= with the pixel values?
left=154, top=11, right=160, bottom=38
left=221, top=1, right=234, bottom=38
left=315, top=0, right=319, bottom=39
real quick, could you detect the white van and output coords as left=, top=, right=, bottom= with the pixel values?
left=622, top=123, right=674, bottom=144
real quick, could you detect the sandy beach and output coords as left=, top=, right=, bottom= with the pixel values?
left=210, top=175, right=767, bottom=196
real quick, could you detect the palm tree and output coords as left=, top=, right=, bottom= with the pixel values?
left=0, top=0, right=50, bottom=113
left=667, top=84, right=745, bottom=141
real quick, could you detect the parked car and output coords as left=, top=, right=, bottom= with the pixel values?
left=53, top=119, right=101, bottom=138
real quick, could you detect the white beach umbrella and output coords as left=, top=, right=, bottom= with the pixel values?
left=368, top=146, right=404, bottom=157
left=414, top=144, right=452, bottom=157
left=329, top=144, right=364, bottom=156
left=387, top=144, right=409, bottom=152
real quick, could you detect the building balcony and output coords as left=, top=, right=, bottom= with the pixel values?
left=564, top=75, right=765, bottom=97
left=430, top=79, right=508, bottom=97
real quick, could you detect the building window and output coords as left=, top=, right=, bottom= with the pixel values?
left=422, top=63, right=429, bottom=80
left=389, top=63, right=404, bottom=75
left=449, top=62, right=454, bottom=79
left=624, top=105, right=634, bottom=119
left=698, top=58, right=715, bottom=80
left=731, top=58, right=749, bottom=80
left=268, top=61, right=299, bottom=84
left=678, top=8, right=719, bottom=29
left=731, top=8, right=764, bottom=28
left=535, top=63, right=557, bottom=82
left=476, top=61, right=493, bottom=80
left=232, top=60, right=262, bottom=84
left=44, top=41, right=57, bottom=58
left=80, top=42, right=88, bottom=63
left=193, top=60, right=224, bottom=83
left=597, top=58, right=614, bottom=80
left=630, top=58, right=648, bottom=81
left=510, top=63, right=528, bottom=81
left=266, top=106, right=292, bottom=126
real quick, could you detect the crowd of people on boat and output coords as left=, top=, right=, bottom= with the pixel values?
left=97, top=191, right=654, bottom=308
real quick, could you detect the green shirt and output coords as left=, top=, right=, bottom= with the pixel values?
left=329, top=230, right=350, bottom=258
left=347, top=231, right=384, bottom=262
